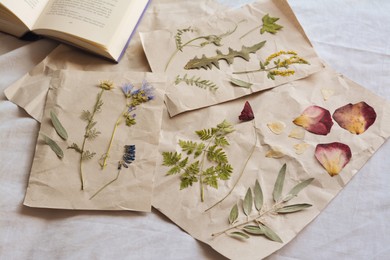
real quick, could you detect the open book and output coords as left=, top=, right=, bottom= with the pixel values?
left=0, top=0, right=150, bottom=61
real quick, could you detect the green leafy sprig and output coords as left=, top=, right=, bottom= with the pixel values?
left=212, top=164, right=314, bottom=243
left=240, top=14, right=283, bottom=39
left=175, top=74, right=218, bottom=92
left=162, top=120, right=235, bottom=202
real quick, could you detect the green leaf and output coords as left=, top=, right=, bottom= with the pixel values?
left=80, top=110, right=92, bottom=121
left=82, top=150, right=96, bottom=161
left=272, top=163, right=287, bottom=202
left=180, top=174, right=198, bottom=189
left=195, top=128, right=214, bottom=141
left=261, top=14, right=283, bottom=34
left=254, top=180, right=263, bottom=211
left=230, top=78, right=253, bottom=88
left=276, top=203, right=312, bottom=214
left=228, top=204, right=239, bottom=225
left=243, top=225, right=264, bottom=235
left=41, top=133, right=63, bottom=159
left=162, top=152, right=181, bottom=166
left=207, top=145, right=228, bottom=164
left=243, top=188, right=253, bottom=216
left=228, top=231, right=250, bottom=239
left=68, top=143, right=82, bottom=153
left=216, top=163, right=233, bottom=180
left=50, top=111, right=68, bottom=140
left=284, top=178, right=314, bottom=202
left=214, top=137, right=229, bottom=147
left=259, top=223, right=283, bottom=243
left=166, top=165, right=182, bottom=176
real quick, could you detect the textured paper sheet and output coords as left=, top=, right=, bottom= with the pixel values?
left=153, top=67, right=390, bottom=259
left=24, top=70, right=166, bottom=211
left=140, top=0, right=324, bottom=117
left=4, top=0, right=226, bottom=122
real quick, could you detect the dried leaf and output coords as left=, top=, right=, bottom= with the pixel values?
left=50, top=111, right=68, bottom=140
left=243, top=225, right=264, bottom=235
left=41, top=133, right=63, bottom=159
left=276, top=203, right=312, bottom=214
left=243, top=188, right=253, bottom=216
left=272, top=164, right=286, bottom=202
left=265, top=147, right=285, bottom=159
left=261, top=14, right=283, bottom=34
left=253, top=180, right=263, bottom=211
left=230, top=78, right=253, bottom=88
left=259, top=223, right=283, bottom=243
left=315, top=142, right=352, bottom=176
left=229, top=231, right=250, bottom=239
left=293, top=142, right=310, bottom=155
left=321, top=88, right=335, bottom=101
left=288, top=127, right=305, bottom=140
left=267, top=121, right=286, bottom=135
left=284, top=178, right=314, bottom=202
left=184, top=41, right=266, bottom=70
left=229, top=204, right=239, bottom=225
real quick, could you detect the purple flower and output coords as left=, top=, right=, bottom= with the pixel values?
left=121, top=83, right=134, bottom=97
left=140, top=80, right=155, bottom=101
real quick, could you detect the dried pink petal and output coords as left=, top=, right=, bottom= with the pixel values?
left=333, top=101, right=377, bottom=135
left=239, top=101, right=255, bottom=121
left=293, top=105, right=333, bottom=135
left=315, top=142, right=352, bottom=176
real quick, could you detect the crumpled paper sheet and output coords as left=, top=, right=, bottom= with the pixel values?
left=24, top=70, right=166, bottom=211
left=4, top=0, right=226, bottom=122
left=153, top=66, right=390, bottom=260
left=140, top=0, right=324, bottom=117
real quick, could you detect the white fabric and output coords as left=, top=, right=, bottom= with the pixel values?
left=0, top=1, right=389, bottom=259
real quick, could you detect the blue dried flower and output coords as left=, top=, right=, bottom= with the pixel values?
left=119, top=145, right=136, bottom=169
left=122, top=83, right=135, bottom=98
left=140, top=80, right=155, bottom=101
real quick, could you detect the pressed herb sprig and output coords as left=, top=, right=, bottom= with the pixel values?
left=40, top=110, right=68, bottom=158
left=212, top=164, right=314, bottom=242
left=99, top=80, right=154, bottom=169
left=68, top=80, right=113, bottom=190
left=175, top=74, right=218, bottom=92
left=240, top=14, right=283, bottom=39
left=233, top=50, right=309, bottom=79
left=162, top=120, right=235, bottom=202
left=90, top=145, right=136, bottom=200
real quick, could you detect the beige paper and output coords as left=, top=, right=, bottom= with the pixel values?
left=153, top=67, right=390, bottom=259
left=140, top=0, right=324, bottom=117
left=4, top=0, right=226, bottom=122
left=24, top=70, right=166, bottom=211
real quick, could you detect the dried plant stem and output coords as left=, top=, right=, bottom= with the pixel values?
left=205, top=120, right=257, bottom=212
left=198, top=136, right=216, bottom=202
left=233, top=66, right=274, bottom=75
left=239, top=26, right=260, bottom=39
left=89, top=170, right=121, bottom=200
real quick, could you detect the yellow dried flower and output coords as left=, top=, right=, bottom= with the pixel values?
left=99, top=80, right=114, bottom=90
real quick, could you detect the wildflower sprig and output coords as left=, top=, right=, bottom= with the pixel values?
left=162, top=120, right=235, bottom=202
left=90, top=145, right=136, bottom=200
left=175, top=74, right=218, bottom=92
left=212, top=164, right=314, bottom=242
left=68, top=80, right=113, bottom=190
left=99, top=81, right=154, bottom=169
left=233, top=50, right=309, bottom=80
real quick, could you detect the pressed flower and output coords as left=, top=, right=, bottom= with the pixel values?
left=267, top=121, right=286, bottom=135
left=288, top=127, right=305, bottom=140
left=293, top=143, right=310, bottom=155
left=99, top=80, right=114, bottom=90
left=239, top=101, right=255, bottom=121
left=333, top=101, right=377, bottom=135
left=315, top=142, right=352, bottom=176
left=121, top=83, right=134, bottom=98
left=293, top=105, right=333, bottom=135
left=266, top=147, right=285, bottom=158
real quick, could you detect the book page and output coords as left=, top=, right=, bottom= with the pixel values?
left=0, top=0, right=49, bottom=29
left=32, top=0, right=130, bottom=45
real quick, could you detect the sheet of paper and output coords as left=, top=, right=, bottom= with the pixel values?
left=153, top=67, right=390, bottom=259
left=24, top=70, right=166, bottom=211
left=4, top=0, right=226, bottom=122
left=140, top=0, right=324, bottom=117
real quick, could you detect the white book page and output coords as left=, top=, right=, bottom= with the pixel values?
left=32, top=0, right=131, bottom=45
left=0, top=0, right=49, bottom=29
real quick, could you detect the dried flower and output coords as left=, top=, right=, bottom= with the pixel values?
left=293, top=105, right=333, bottom=135
left=239, top=101, right=255, bottom=121
left=99, top=80, right=114, bottom=90
left=315, top=142, right=352, bottom=176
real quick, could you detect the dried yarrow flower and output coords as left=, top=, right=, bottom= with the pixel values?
left=332, top=101, right=377, bottom=135
left=293, top=105, right=333, bottom=135
left=315, top=142, right=352, bottom=177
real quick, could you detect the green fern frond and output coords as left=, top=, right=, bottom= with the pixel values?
left=162, top=151, right=182, bottom=166
left=215, top=136, right=229, bottom=147
left=207, top=145, right=228, bottom=164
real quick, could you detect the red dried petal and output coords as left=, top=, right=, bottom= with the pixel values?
left=293, top=106, right=333, bottom=135
left=333, top=101, right=377, bottom=135
left=315, top=142, right=352, bottom=176
left=239, top=101, right=255, bottom=121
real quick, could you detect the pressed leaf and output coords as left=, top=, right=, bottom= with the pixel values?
left=284, top=178, right=314, bottom=202
left=229, top=231, right=250, bottom=239
left=230, top=78, right=253, bottom=88
left=276, top=203, right=312, bottom=214
left=229, top=204, right=239, bottom=225
left=50, top=111, right=68, bottom=140
left=272, top=164, right=286, bottom=202
left=41, top=133, right=63, bottom=159
left=243, top=188, right=253, bottom=216
left=243, top=225, right=264, bottom=235
left=259, top=223, right=283, bottom=243
left=261, top=14, right=283, bottom=34
left=254, top=180, right=263, bottom=211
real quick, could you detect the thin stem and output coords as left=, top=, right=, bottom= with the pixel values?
left=205, top=120, right=257, bottom=212
left=89, top=169, right=121, bottom=200
left=198, top=136, right=215, bottom=202
left=79, top=137, right=87, bottom=190
left=239, top=25, right=260, bottom=39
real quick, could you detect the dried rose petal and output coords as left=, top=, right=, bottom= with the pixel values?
left=239, top=101, right=254, bottom=121
left=265, top=147, right=285, bottom=158
left=315, top=142, right=352, bottom=176
left=293, top=143, right=310, bottom=155
left=288, top=127, right=305, bottom=140
left=293, top=105, right=333, bottom=135
left=333, top=101, right=377, bottom=135
left=267, top=121, right=286, bottom=135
